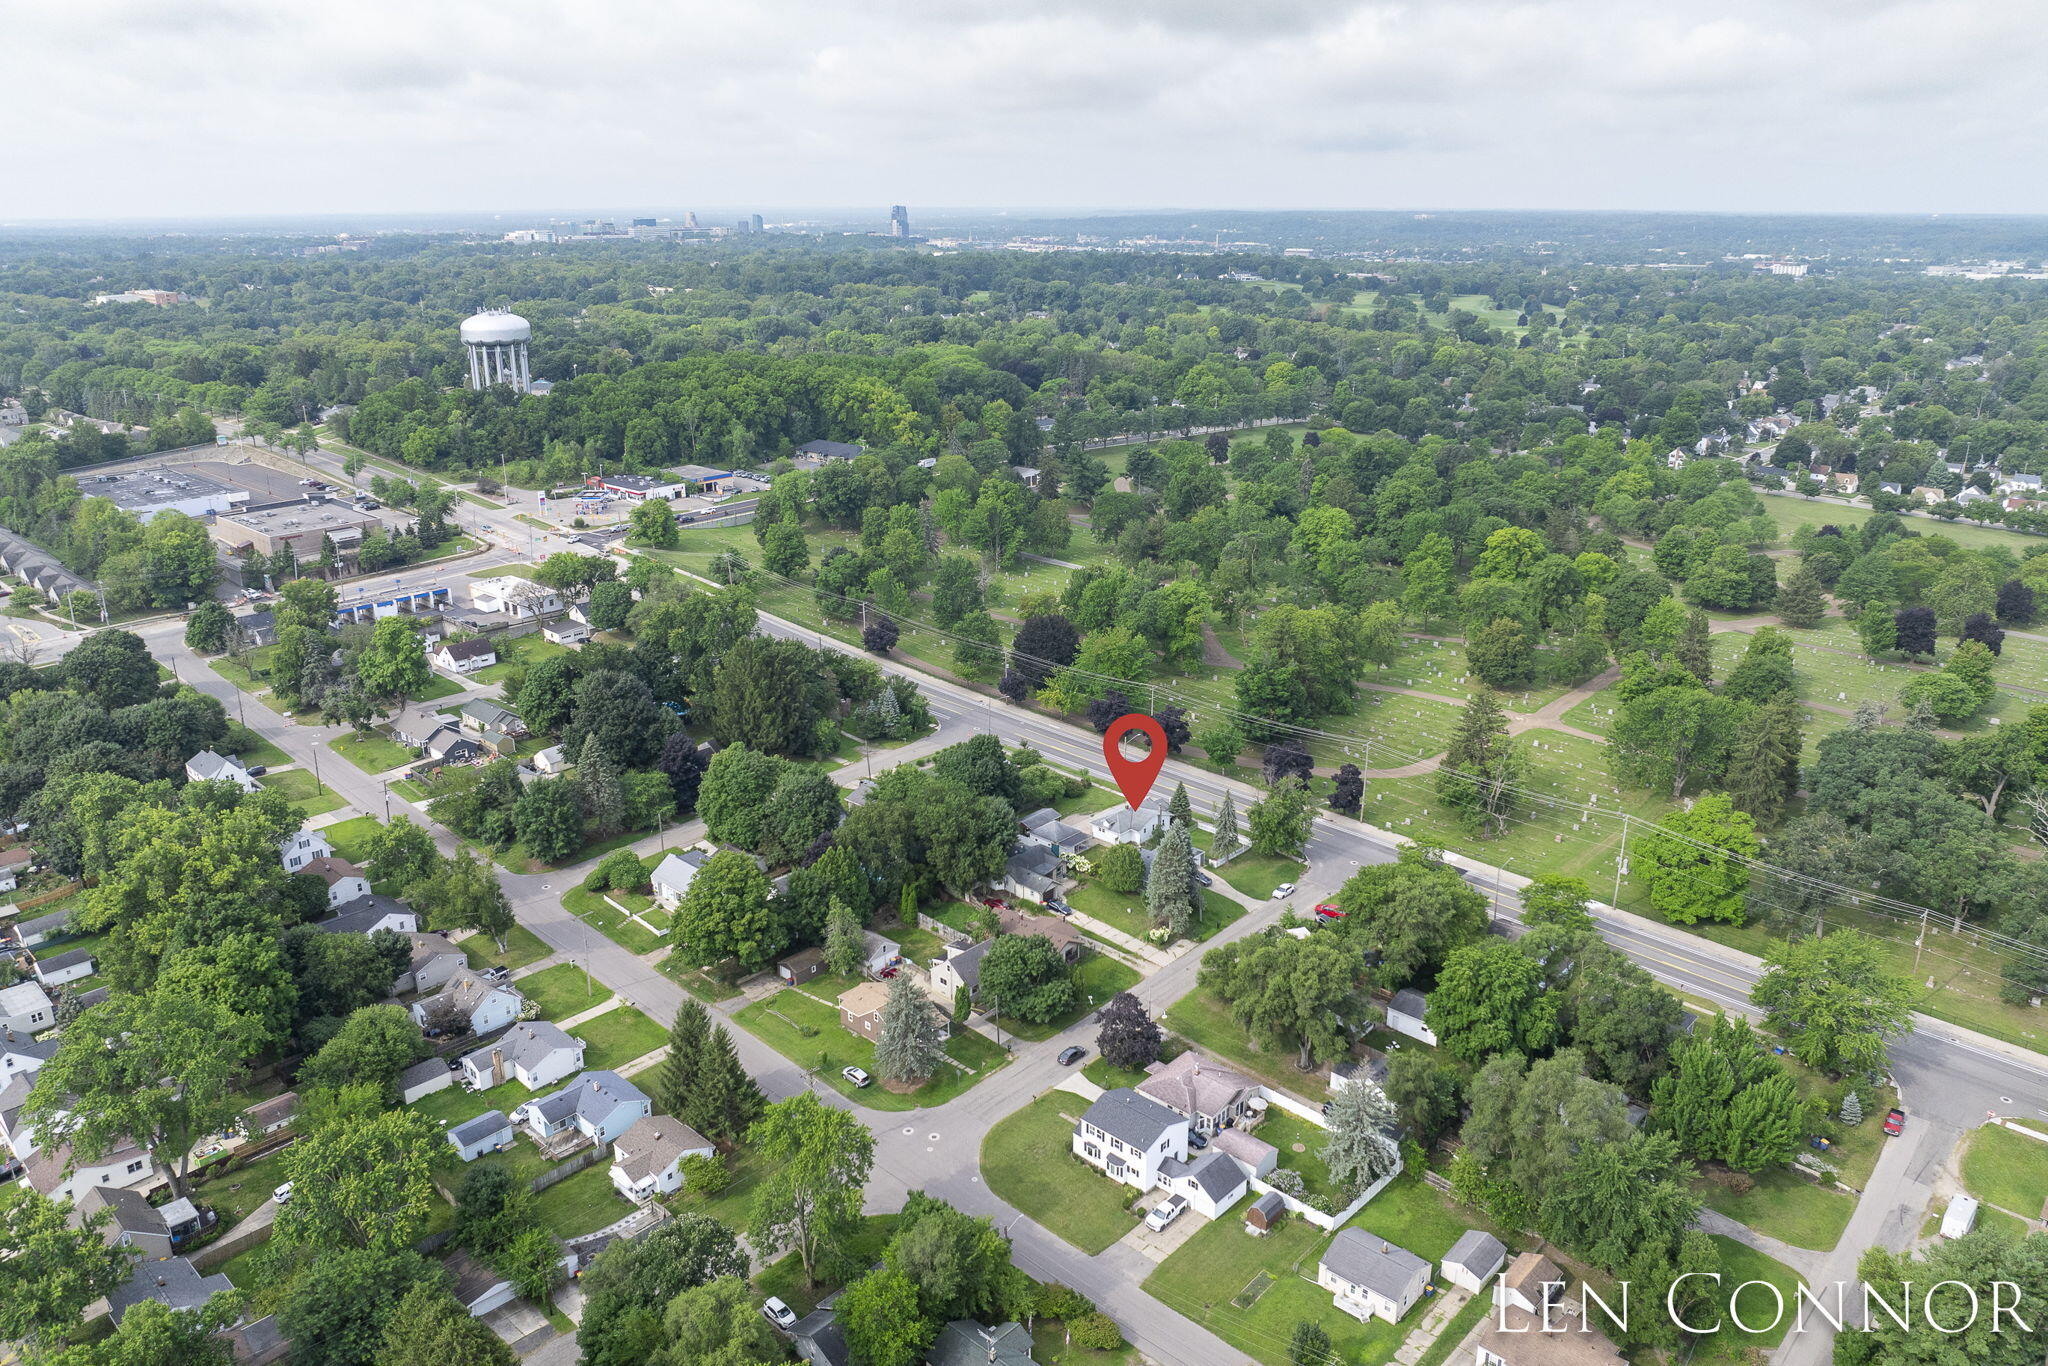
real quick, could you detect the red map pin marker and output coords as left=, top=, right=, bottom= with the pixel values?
left=1103, top=713, right=1168, bottom=809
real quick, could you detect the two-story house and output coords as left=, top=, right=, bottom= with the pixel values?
left=1071, top=1088, right=1188, bottom=1191
left=278, top=828, right=333, bottom=874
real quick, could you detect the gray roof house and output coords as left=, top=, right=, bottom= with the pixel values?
left=1137, top=1052, right=1258, bottom=1135
left=74, top=1186, right=205, bottom=1261
left=318, top=893, right=417, bottom=938
left=1072, top=1087, right=1188, bottom=1191
left=609, top=1115, right=715, bottom=1202
left=928, top=939, right=997, bottom=1002
left=651, top=849, right=712, bottom=910
left=411, top=969, right=523, bottom=1038
left=0, top=981, right=55, bottom=1035
left=1318, top=1228, right=1430, bottom=1324
left=513, top=1070, right=652, bottom=1149
left=1385, top=988, right=1436, bottom=1046
left=101, top=1256, right=233, bottom=1326
left=399, top=1057, right=453, bottom=1105
left=792, top=1309, right=851, bottom=1366
left=1089, top=796, right=1170, bottom=845
left=996, top=845, right=1063, bottom=901
left=1440, top=1229, right=1508, bottom=1294
left=447, top=1110, right=514, bottom=1163
left=33, top=946, right=97, bottom=986
left=0, top=1026, right=57, bottom=1086
left=1159, top=1148, right=1250, bottom=1218
left=795, top=439, right=864, bottom=461
left=460, top=1021, right=585, bottom=1092
left=459, top=700, right=527, bottom=737
left=927, top=1321, right=1036, bottom=1366
left=184, top=749, right=258, bottom=793
left=10, top=905, right=73, bottom=947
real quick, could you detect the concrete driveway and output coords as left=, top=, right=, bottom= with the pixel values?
left=1119, top=1195, right=1207, bottom=1263
left=481, top=1300, right=549, bottom=1346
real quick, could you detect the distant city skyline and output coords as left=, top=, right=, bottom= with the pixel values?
left=18, top=0, right=2048, bottom=220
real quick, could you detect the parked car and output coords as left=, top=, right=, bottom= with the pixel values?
left=1046, top=899, right=1074, bottom=916
left=1314, top=902, right=1344, bottom=920
left=272, top=1182, right=294, bottom=1206
left=1271, top=883, right=1297, bottom=900
left=244, top=765, right=267, bottom=777
left=1144, top=1194, right=1189, bottom=1231
left=482, top=966, right=510, bottom=981
left=761, top=1298, right=798, bottom=1330
left=1188, top=1131, right=1209, bottom=1150
left=1057, top=1046, right=1086, bottom=1066
left=444, top=1057, right=462, bottom=1071
left=1884, top=1108, right=1906, bottom=1136
left=1192, top=871, right=1213, bottom=887
left=842, top=1066, right=872, bottom=1088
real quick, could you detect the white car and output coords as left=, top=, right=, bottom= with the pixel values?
left=1271, top=883, right=1297, bottom=900
left=761, top=1297, right=798, bottom=1330
left=272, top=1182, right=294, bottom=1206
left=842, top=1065, right=872, bottom=1088
left=1145, top=1194, right=1189, bottom=1231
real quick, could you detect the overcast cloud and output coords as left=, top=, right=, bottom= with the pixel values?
left=15, top=0, right=2048, bottom=220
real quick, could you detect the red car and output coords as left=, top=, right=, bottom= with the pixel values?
left=1314, top=903, right=1345, bottom=920
left=1883, top=1108, right=1906, bottom=1137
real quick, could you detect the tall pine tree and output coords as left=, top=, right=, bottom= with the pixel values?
left=578, top=734, right=626, bottom=838
left=1675, top=609, right=1714, bottom=682
left=652, top=1001, right=710, bottom=1123
left=1146, top=822, right=1200, bottom=940
left=823, top=898, right=865, bottom=978
left=682, top=1024, right=764, bottom=1143
left=1167, top=781, right=1192, bottom=827
left=873, top=973, right=943, bottom=1084
left=1435, top=690, right=1526, bottom=838
left=1211, top=789, right=1242, bottom=859
left=1774, top=563, right=1826, bottom=629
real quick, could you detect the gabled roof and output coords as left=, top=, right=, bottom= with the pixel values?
left=926, top=1321, right=1035, bottom=1366
left=465, top=1021, right=580, bottom=1077
left=1167, top=1150, right=1246, bottom=1203
left=318, top=893, right=414, bottom=936
left=184, top=749, right=249, bottom=781
left=1211, top=1127, right=1276, bottom=1171
left=796, top=439, right=863, bottom=459
left=1443, top=1229, right=1507, bottom=1277
left=435, top=636, right=497, bottom=661
left=652, top=849, right=710, bottom=890
left=299, top=856, right=365, bottom=888
left=1079, top=1087, right=1183, bottom=1149
left=105, top=1256, right=232, bottom=1323
left=0, top=980, right=53, bottom=1019
left=460, top=699, right=522, bottom=731
left=792, top=1309, right=851, bottom=1366
left=424, top=968, right=519, bottom=1019
left=244, top=1092, right=298, bottom=1131
left=940, top=939, right=996, bottom=991
left=1502, top=1251, right=1564, bottom=1300
left=35, top=947, right=94, bottom=973
left=398, top=1058, right=448, bottom=1092
left=612, top=1115, right=711, bottom=1182
left=1321, top=1227, right=1428, bottom=1300
left=13, top=907, right=72, bottom=937
left=1137, top=1052, right=1256, bottom=1120
left=526, top=1070, right=648, bottom=1130
left=449, top=1110, right=512, bottom=1147
left=1388, top=988, right=1428, bottom=1017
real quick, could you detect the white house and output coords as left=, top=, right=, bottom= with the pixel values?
left=24, top=1136, right=156, bottom=1205
left=1495, top=1253, right=1566, bottom=1317
left=0, top=849, right=28, bottom=895
left=395, top=934, right=466, bottom=996
left=542, top=619, right=590, bottom=646
left=460, top=1021, right=585, bottom=1092
left=651, top=850, right=711, bottom=910
left=446, top=1111, right=514, bottom=1163
left=278, top=829, right=332, bottom=873
left=1089, top=797, right=1170, bottom=845
left=609, top=1115, right=714, bottom=1202
left=320, top=894, right=419, bottom=938
left=1072, top=1088, right=1189, bottom=1192
left=1, top=1075, right=41, bottom=1160
left=8, top=907, right=72, bottom=949
left=1385, top=989, right=1438, bottom=1046
left=445, top=1250, right=518, bottom=1318
left=430, top=637, right=498, bottom=675
left=411, top=970, right=522, bottom=1038
left=469, top=577, right=562, bottom=619
left=512, top=1070, right=652, bottom=1149
left=862, top=930, right=901, bottom=977
left=1137, top=1053, right=1258, bottom=1137
left=184, top=750, right=258, bottom=794
left=32, top=947, right=96, bottom=987
left=1318, top=1228, right=1429, bottom=1324
left=300, top=856, right=371, bottom=909
left=0, top=981, right=54, bottom=1036
left=531, top=745, right=570, bottom=775
left=1160, top=1149, right=1250, bottom=1219
left=1440, top=1230, right=1508, bottom=1294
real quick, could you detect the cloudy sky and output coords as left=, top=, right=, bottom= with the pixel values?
left=17, top=0, right=2048, bottom=221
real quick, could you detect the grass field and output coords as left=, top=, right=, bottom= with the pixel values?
left=458, top=925, right=553, bottom=973
left=1164, top=986, right=1333, bottom=1103
left=1064, top=871, right=1243, bottom=946
left=470, top=633, right=572, bottom=685
left=980, top=1092, right=1142, bottom=1253
left=258, top=767, right=345, bottom=817
left=318, top=814, right=383, bottom=866
left=1691, top=1236, right=1805, bottom=1365
left=569, top=1005, right=667, bottom=1070
left=518, top=962, right=614, bottom=1020
left=332, top=731, right=416, bottom=774
left=232, top=736, right=292, bottom=770
left=735, top=987, right=1011, bottom=1109
left=1212, top=851, right=1306, bottom=902
left=1251, top=1108, right=1339, bottom=1205
left=562, top=879, right=668, bottom=956
left=529, top=1161, right=635, bottom=1239
left=1758, top=492, right=2047, bottom=557
left=1959, top=1123, right=2048, bottom=1218
left=1696, top=1167, right=1853, bottom=1251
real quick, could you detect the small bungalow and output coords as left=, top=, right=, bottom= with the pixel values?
left=542, top=618, right=591, bottom=646
left=460, top=1021, right=585, bottom=1092
left=1160, top=1149, right=1249, bottom=1218
left=862, top=930, right=901, bottom=977
left=421, top=725, right=486, bottom=765
left=459, top=700, right=527, bottom=738
left=651, top=849, right=712, bottom=910
left=184, top=749, right=258, bottom=794
left=777, top=947, right=828, bottom=985
left=444, top=1249, right=517, bottom=1317
left=32, top=946, right=97, bottom=987
left=430, top=637, right=498, bottom=676
left=0, top=981, right=53, bottom=1035
left=447, top=1111, right=514, bottom=1163
left=1318, top=1228, right=1429, bottom=1323
left=838, top=981, right=892, bottom=1042
left=1136, top=1052, right=1258, bottom=1136
left=1385, top=988, right=1437, bottom=1046
left=100, top=1255, right=233, bottom=1327
left=278, top=828, right=333, bottom=873
left=1441, top=1230, right=1508, bottom=1293
left=242, top=1093, right=298, bottom=1139
left=411, top=970, right=522, bottom=1038
left=1089, top=797, right=1170, bottom=846
left=531, top=745, right=570, bottom=775
left=300, top=856, right=371, bottom=909
left=512, top=1070, right=652, bottom=1150
left=1210, top=1127, right=1277, bottom=1180
left=609, top=1115, right=714, bottom=1202
left=8, top=906, right=72, bottom=948
left=395, top=934, right=466, bottom=996
left=319, top=893, right=418, bottom=938
left=74, top=1185, right=206, bottom=1261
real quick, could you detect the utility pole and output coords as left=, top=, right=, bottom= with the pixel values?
left=1612, top=814, right=1629, bottom=908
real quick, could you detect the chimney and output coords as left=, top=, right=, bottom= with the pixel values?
left=491, top=1049, right=505, bottom=1088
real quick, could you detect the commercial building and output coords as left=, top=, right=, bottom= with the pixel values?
left=209, top=502, right=382, bottom=562
left=82, top=468, right=245, bottom=522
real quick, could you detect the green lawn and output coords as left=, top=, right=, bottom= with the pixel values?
left=1164, top=986, right=1331, bottom=1103
left=458, top=925, right=553, bottom=973
left=661, top=954, right=743, bottom=1003
left=470, top=634, right=572, bottom=686
left=1959, top=1124, right=2048, bottom=1218
left=529, top=1161, right=635, bottom=1239
left=190, top=1147, right=298, bottom=1225
left=332, top=731, right=416, bottom=774
left=232, top=736, right=292, bottom=770
left=1696, top=1168, right=1853, bottom=1252
left=518, top=962, right=615, bottom=1020
left=1341, top=1170, right=1513, bottom=1262
left=562, top=885, right=668, bottom=956
left=1213, top=851, right=1306, bottom=901
left=412, top=673, right=467, bottom=702
left=1690, top=1236, right=1805, bottom=1365
left=1065, top=872, right=1243, bottom=946
left=1031, top=1321, right=1139, bottom=1366
left=1251, top=1108, right=1339, bottom=1207
left=734, top=987, right=1011, bottom=1109
left=1143, top=1214, right=1407, bottom=1366
left=569, top=1006, right=667, bottom=1071
left=993, top=954, right=1141, bottom=1042
left=412, top=1076, right=531, bottom=1132
left=319, top=814, right=384, bottom=866
left=980, top=1092, right=1142, bottom=1253
left=258, top=767, right=345, bottom=817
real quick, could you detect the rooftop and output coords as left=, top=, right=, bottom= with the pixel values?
left=1079, top=1087, right=1183, bottom=1150
left=89, top=467, right=239, bottom=512
left=465, top=1021, right=580, bottom=1076
left=1137, top=1051, right=1256, bottom=1119
left=612, top=1115, right=711, bottom=1182
left=1320, top=1228, right=1429, bottom=1300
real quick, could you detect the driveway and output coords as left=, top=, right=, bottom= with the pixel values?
left=1119, top=1198, right=1207, bottom=1263
left=481, top=1300, right=549, bottom=1346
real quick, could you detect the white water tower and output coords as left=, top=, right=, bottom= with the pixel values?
left=461, top=309, right=532, bottom=392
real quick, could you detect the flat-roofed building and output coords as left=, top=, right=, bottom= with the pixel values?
left=210, top=502, right=382, bottom=561
left=84, top=468, right=245, bottom=522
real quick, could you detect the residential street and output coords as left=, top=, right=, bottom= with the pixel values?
left=93, top=463, right=2048, bottom=1366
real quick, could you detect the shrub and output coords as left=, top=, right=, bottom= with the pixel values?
left=1036, top=1283, right=1094, bottom=1321
left=1265, top=1168, right=1307, bottom=1199
left=1068, top=1314, right=1125, bottom=1351
left=682, top=1153, right=732, bottom=1196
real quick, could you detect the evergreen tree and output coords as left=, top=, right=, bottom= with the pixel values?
left=1211, top=789, right=1242, bottom=859
left=1724, top=698, right=1802, bottom=824
left=1319, top=1078, right=1401, bottom=1199
left=1996, top=578, right=2036, bottom=626
left=1435, top=690, right=1527, bottom=838
left=1167, top=781, right=1192, bottom=827
left=873, top=973, right=943, bottom=1085
left=578, top=734, right=626, bottom=838
left=823, top=898, right=865, bottom=978
left=682, top=1025, right=763, bottom=1143
left=651, top=1001, right=710, bottom=1123
left=1838, top=1090, right=1863, bottom=1125
left=1774, top=563, right=1826, bottom=628
left=1146, top=822, right=1199, bottom=940
left=1328, top=763, right=1364, bottom=816
left=1675, top=608, right=1714, bottom=682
